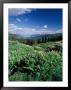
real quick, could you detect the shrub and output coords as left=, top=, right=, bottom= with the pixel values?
left=9, top=41, right=62, bottom=81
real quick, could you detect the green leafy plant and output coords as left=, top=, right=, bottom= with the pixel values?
left=9, top=40, right=62, bottom=81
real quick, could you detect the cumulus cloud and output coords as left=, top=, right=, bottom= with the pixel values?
left=44, top=25, right=48, bottom=29
left=8, top=8, right=33, bottom=16
left=9, top=24, right=62, bottom=37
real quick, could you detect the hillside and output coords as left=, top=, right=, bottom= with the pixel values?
left=9, top=40, right=62, bottom=81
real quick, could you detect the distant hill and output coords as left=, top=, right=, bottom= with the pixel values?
left=9, top=32, right=62, bottom=41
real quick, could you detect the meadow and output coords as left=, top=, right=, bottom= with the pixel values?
left=9, top=39, right=62, bottom=81
left=8, top=8, right=62, bottom=81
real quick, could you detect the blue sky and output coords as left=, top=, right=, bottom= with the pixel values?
left=8, top=8, right=62, bottom=36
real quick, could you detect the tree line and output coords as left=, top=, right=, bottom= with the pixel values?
left=9, top=34, right=62, bottom=45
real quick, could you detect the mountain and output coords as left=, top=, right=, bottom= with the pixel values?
left=9, top=32, right=62, bottom=42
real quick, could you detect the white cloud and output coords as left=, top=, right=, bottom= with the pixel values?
left=9, top=8, right=33, bottom=16
left=9, top=24, right=62, bottom=37
left=56, top=29, right=62, bottom=33
left=8, top=24, right=23, bottom=34
left=32, top=28, right=36, bottom=31
left=44, top=25, right=48, bottom=29
left=16, top=18, right=21, bottom=22
left=8, top=24, right=17, bottom=31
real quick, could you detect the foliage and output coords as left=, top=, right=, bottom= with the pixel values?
left=9, top=40, right=62, bottom=81
left=9, top=33, right=62, bottom=45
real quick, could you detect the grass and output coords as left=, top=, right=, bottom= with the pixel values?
left=9, top=40, right=62, bottom=81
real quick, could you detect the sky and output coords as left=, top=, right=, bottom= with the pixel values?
left=8, top=8, right=62, bottom=37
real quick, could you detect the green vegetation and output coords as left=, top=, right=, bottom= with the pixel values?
left=9, top=40, right=62, bottom=81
